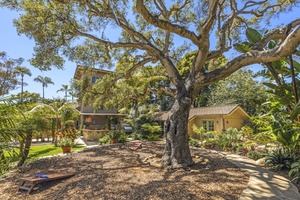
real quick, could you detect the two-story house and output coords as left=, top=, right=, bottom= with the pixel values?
left=74, top=65, right=128, bottom=140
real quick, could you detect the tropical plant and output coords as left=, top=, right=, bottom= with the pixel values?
left=57, top=128, right=79, bottom=141
left=247, top=150, right=265, bottom=161
left=147, top=133, right=161, bottom=141
left=217, top=128, right=243, bottom=152
left=192, top=124, right=206, bottom=143
left=141, top=123, right=162, bottom=137
left=58, top=104, right=80, bottom=131
left=130, top=131, right=143, bottom=140
left=33, top=75, right=54, bottom=101
left=99, top=135, right=110, bottom=145
left=117, top=131, right=128, bottom=143
left=15, top=66, right=32, bottom=105
left=108, top=130, right=122, bottom=140
left=289, top=161, right=300, bottom=182
left=234, top=27, right=300, bottom=116
left=203, top=138, right=219, bottom=150
left=189, top=138, right=200, bottom=147
left=265, top=149, right=296, bottom=171
left=57, top=84, right=69, bottom=101
left=0, top=98, right=24, bottom=174
left=16, top=103, right=55, bottom=167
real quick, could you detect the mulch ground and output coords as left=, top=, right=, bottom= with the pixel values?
left=0, top=141, right=249, bottom=200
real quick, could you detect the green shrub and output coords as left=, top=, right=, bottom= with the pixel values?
left=141, top=123, right=162, bottom=136
left=217, top=128, right=243, bottom=152
left=108, top=130, right=122, bottom=140
left=118, top=131, right=128, bottom=143
left=147, top=134, right=161, bottom=141
left=131, top=131, right=143, bottom=140
left=0, top=157, right=14, bottom=176
left=289, top=161, right=300, bottom=181
left=189, top=138, right=199, bottom=147
left=247, top=150, right=265, bottom=161
left=265, top=149, right=296, bottom=171
left=99, top=135, right=110, bottom=145
left=203, top=138, right=219, bottom=149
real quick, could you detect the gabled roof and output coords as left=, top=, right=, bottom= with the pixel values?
left=155, top=104, right=249, bottom=121
left=73, top=65, right=112, bottom=80
left=189, top=104, right=244, bottom=118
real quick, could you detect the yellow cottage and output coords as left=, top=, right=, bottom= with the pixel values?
left=187, top=104, right=249, bottom=138
left=156, top=104, right=249, bottom=138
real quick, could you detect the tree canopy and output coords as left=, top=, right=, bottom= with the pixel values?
left=0, top=51, right=24, bottom=96
left=2, top=0, right=300, bottom=168
left=207, top=69, right=268, bottom=115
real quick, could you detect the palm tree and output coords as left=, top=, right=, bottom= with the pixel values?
left=57, top=84, right=69, bottom=101
left=15, top=66, right=32, bottom=105
left=0, top=97, right=25, bottom=171
left=33, top=75, right=54, bottom=101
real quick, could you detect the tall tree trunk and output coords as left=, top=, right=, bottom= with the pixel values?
left=162, top=91, right=194, bottom=168
left=17, top=132, right=32, bottom=167
left=21, top=74, right=24, bottom=106
left=289, top=55, right=299, bottom=104
left=18, top=138, right=24, bottom=158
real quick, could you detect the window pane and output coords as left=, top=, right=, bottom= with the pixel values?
left=201, top=120, right=214, bottom=132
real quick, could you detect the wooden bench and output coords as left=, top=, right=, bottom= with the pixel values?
left=19, top=173, right=75, bottom=194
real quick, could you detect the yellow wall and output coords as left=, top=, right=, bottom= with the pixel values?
left=188, top=108, right=248, bottom=137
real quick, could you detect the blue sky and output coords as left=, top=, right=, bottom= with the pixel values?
left=0, top=8, right=77, bottom=100
left=0, top=6, right=300, bottom=99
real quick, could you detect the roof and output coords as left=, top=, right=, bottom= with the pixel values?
left=189, top=104, right=242, bottom=118
left=155, top=104, right=249, bottom=121
left=73, top=65, right=112, bottom=80
left=81, top=113, right=128, bottom=118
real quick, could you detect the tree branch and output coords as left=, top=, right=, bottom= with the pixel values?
left=136, top=0, right=200, bottom=45
left=197, top=25, right=300, bottom=89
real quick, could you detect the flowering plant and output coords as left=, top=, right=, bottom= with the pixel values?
left=55, top=128, right=79, bottom=141
left=57, top=137, right=74, bottom=147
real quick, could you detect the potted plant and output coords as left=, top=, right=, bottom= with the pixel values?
left=108, top=130, right=121, bottom=144
left=58, top=137, right=74, bottom=153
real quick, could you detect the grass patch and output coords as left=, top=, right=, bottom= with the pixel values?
left=4, top=144, right=86, bottom=162
left=28, top=144, right=86, bottom=159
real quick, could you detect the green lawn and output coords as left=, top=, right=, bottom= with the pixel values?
left=27, top=144, right=86, bottom=159
left=5, top=144, right=86, bottom=163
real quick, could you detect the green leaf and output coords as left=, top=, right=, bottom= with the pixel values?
left=283, top=58, right=300, bottom=72
left=272, top=60, right=286, bottom=69
left=246, top=28, right=263, bottom=44
left=268, top=40, right=276, bottom=49
left=291, top=101, right=300, bottom=120
left=263, top=82, right=279, bottom=90
left=233, top=42, right=252, bottom=53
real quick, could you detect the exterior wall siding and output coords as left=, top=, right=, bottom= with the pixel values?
left=188, top=108, right=248, bottom=138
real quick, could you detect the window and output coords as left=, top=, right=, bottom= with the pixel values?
left=91, top=76, right=100, bottom=84
left=201, top=120, right=214, bottom=132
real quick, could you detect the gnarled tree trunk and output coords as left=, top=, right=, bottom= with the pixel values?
left=162, top=90, right=194, bottom=168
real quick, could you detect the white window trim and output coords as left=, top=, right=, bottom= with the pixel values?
left=200, top=119, right=215, bottom=132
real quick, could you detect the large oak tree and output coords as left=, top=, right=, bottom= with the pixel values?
left=2, top=0, right=300, bottom=168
